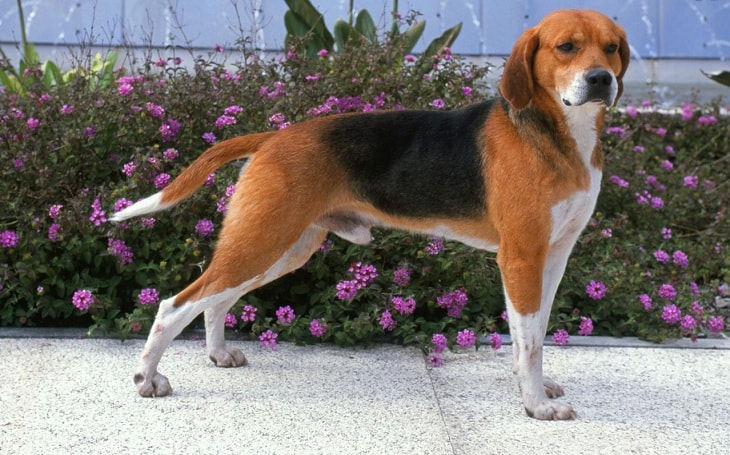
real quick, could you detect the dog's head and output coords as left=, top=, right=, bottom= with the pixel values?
left=499, top=9, right=630, bottom=110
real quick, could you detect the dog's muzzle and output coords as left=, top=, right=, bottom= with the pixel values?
left=562, top=69, right=617, bottom=107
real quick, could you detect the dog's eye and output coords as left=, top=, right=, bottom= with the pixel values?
left=606, top=44, right=618, bottom=53
left=557, top=42, right=575, bottom=53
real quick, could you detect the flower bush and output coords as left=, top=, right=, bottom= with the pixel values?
left=0, top=17, right=727, bottom=357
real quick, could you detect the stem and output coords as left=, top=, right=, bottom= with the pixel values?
left=349, top=0, right=354, bottom=26
left=16, top=0, right=29, bottom=61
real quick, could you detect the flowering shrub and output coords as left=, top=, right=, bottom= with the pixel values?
left=0, top=18, right=727, bottom=356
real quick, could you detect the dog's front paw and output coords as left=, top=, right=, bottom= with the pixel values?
left=525, top=399, right=576, bottom=420
left=208, top=347, right=248, bottom=368
left=134, top=371, right=172, bottom=397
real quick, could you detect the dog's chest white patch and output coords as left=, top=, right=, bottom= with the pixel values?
left=550, top=104, right=602, bottom=246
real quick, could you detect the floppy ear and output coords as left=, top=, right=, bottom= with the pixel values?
left=614, top=33, right=631, bottom=104
left=499, top=28, right=539, bottom=110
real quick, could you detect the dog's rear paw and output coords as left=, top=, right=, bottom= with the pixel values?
left=209, top=347, right=248, bottom=368
left=543, top=376, right=565, bottom=398
left=134, top=371, right=172, bottom=397
left=525, top=400, right=576, bottom=420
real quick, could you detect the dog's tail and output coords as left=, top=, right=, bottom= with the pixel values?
left=111, top=132, right=275, bottom=222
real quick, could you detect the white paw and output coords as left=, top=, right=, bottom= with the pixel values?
left=134, top=371, right=172, bottom=397
left=208, top=347, right=248, bottom=368
left=525, top=399, right=576, bottom=420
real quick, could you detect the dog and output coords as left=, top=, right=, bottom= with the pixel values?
left=112, top=9, right=629, bottom=420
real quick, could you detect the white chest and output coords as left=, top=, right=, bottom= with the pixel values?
left=550, top=103, right=603, bottom=246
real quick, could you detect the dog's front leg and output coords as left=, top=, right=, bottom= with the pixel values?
left=499, top=243, right=577, bottom=420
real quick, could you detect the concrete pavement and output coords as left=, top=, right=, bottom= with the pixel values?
left=0, top=331, right=728, bottom=455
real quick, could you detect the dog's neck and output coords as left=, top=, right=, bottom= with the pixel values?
left=561, top=101, right=604, bottom=167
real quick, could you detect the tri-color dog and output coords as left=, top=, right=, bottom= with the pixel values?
left=112, top=9, right=629, bottom=420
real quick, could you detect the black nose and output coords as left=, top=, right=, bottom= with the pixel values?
left=585, top=69, right=613, bottom=87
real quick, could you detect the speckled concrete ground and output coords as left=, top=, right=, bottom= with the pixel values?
left=0, top=333, right=727, bottom=455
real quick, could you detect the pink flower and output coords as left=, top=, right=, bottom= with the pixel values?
left=432, top=333, right=448, bottom=353
left=49, top=204, right=63, bottom=219
left=586, top=280, right=606, bottom=300
left=489, top=333, right=503, bottom=350
left=215, top=114, right=236, bottom=129
left=108, top=238, right=134, bottom=264
left=393, top=267, right=411, bottom=287
left=154, top=173, right=171, bottom=189
left=214, top=43, right=224, bottom=52
left=552, top=329, right=570, bottom=345
left=202, top=132, right=217, bottom=143
left=309, top=319, right=327, bottom=337
left=224, top=105, right=242, bottom=115
left=118, top=84, right=133, bottom=96
left=683, top=176, right=699, bottom=188
left=145, top=102, right=165, bottom=118
left=259, top=330, right=278, bottom=350
left=391, top=296, right=416, bottom=315
left=240, top=305, right=257, bottom=322
left=138, top=288, right=160, bottom=305
left=578, top=317, right=594, bottom=336
left=456, top=329, right=476, bottom=348
left=639, top=294, right=652, bottom=310
left=220, top=313, right=235, bottom=329
left=661, top=304, right=682, bottom=324
left=430, top=98, right=446, bottom=109
left=437, top=289, right=468, bottom=318
left=707, top=317, right=725, bottom=333
left=609, top=175, right=629, bottom=188
left=0, top=230, right=19, bottom=248
left=276, top=305, right=295, bottom=324
left=336, top=280, right=359, bottom=300
left=195, top=219, right=215, bottom=237
left=658, top=284, right=677, bottom=301
left=428, top=353, right=444, bottom=367
left=379, top=309, right=397, bottom=331
left=654, top=250, right=670, bottom=263
left=60, top=104, right=74, bottom=115
left=89, top=198, right=107, bottom=226
left=48, top=224, right=61, bottom=242
left=26, top=117, right=40, bottom=130
left=672, top=250, right=689, bottom=268
left=425, top=236, right=444, bottom=255
left=72, top=289, right=95, bottom=311
left=316, top=49, right=329, bottom=58
left=680, top=315, right=697, bottom=332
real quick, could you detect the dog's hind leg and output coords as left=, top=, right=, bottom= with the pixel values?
left=204, top=226, right=327, bottom=369
left=133, top=153, right=333, bottom=397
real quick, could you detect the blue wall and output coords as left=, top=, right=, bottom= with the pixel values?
left=1, top=0, right=728, bottom=59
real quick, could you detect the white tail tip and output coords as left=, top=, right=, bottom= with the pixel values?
left=111, top=193, right=170, bottom=222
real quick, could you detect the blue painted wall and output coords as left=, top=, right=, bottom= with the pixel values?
left=0, top=0, right=728, bottom=59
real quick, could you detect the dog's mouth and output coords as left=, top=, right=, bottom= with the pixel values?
left=562, top=97, right=612, bottom=108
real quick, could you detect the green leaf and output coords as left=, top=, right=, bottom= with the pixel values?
left=422, top=22, right=462, bottom=60
left=23, top=42, right=41, bottom=68
left=334, top=19, right=363, bottom=51
left=284, top=0, right=334, bottom=51
left=355, top=10, right=377, bottom=44
left=0, top=69, right=23, bottom=94
left=702, top=69, right=730, bottom=88
left=42, top=60, right=63, bottom=88
left=401, top=20, right=426, bottom=54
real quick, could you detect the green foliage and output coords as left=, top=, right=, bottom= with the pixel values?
left=0, top=14, right=118, bottom=95
left=703, top=69, right=730, bottom=88
left=0, top=10, right=727, bottom=350
left=284, top=0, right=461, bottom=69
